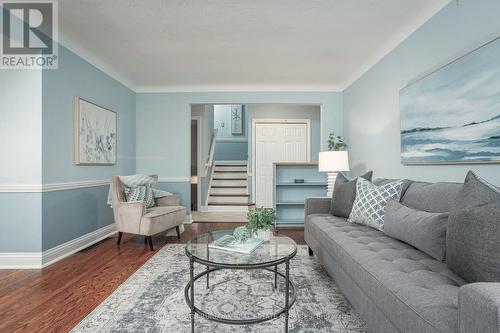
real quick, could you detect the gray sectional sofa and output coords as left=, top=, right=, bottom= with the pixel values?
left=305, top=179, right=500, bottom=333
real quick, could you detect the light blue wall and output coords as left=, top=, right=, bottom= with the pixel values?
left=0, top=69, right=43, bottom=252
left=214, top=104, right=248, bottom=139
left=158, top=181, right=191, bottom=214
left=343, top=0, right=500, bottom=186
left=42, top=186, right=112, bottom=250
left=214, top=141, right=248, bottom=160
left=213, top=104, right=249, bottom=160
left=42, top=45, right=136, bottom=184
left=136, top=92, right=342, bottom=179
left=0, top=194, right=42, bottom=252
left=40, top=44, right=137, bottom=250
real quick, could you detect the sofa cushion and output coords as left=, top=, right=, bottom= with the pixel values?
left=384, top=200, right=448, bottom=261
left=306, top=215, right=465, bottom=333
left=348, top=178, right=404, bottom=231
left=330, top=171, right=373, bottom=217
left=447, top=171, right=500, bottom=283
left=401, top=181, right=462, bottom=213
left=140, top=206, right=186, bottom=235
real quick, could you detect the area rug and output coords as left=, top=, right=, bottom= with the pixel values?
left=71, top=245, right=367, bottom=332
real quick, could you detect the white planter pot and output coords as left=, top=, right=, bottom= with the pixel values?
left=255, top=229, right=271, bottom=241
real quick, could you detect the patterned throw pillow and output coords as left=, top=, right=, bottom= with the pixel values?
left=124, top=185, right=155, bottom=208
left=348, top=178, right=404, bottom=231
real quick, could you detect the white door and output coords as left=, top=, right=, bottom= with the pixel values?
left=255, top=122, right=308, bottom=208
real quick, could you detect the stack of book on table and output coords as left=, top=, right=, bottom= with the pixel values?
left=209, top=235, right=263, bottom=254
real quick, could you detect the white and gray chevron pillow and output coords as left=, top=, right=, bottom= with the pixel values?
left=348, top=178, right=404, bottom=231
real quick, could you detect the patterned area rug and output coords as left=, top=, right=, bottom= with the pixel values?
left=71, top=245, right=367, bottom=332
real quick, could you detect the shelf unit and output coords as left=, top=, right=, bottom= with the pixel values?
left=273, top=162, right=328, bottom=229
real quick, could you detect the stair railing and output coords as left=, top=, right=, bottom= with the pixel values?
left=204, top=128, right=218, bottom=176
left=203, top=129, right=218, bottom=207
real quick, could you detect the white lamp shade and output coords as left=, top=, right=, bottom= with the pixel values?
left=318, top=151, right=350, bottom=172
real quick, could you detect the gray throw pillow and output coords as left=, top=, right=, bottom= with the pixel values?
left=348, top=178, right=404, bottom=231
left=330, top=171, right=373, bottom=217
left=384, top=200, right=448, bottom=261
left=447, top=171, right=500, bottom=282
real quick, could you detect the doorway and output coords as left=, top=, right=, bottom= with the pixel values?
left=253, top=119, right=310, bottom=208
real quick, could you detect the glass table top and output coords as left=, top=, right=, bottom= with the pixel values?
left=185, top=229, right=297, bottom=267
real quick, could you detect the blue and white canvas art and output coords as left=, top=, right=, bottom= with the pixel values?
left=400, top=37, right=500, bottom=164
left=75, top=97, right=117, bottom=165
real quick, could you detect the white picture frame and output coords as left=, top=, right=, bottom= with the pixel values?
left=74, top=97, right=117, bottom=165
left=231, top=104, right=243, bottom=135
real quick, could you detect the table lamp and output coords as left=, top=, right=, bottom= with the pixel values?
left=319, top=151, right=350, bottom=197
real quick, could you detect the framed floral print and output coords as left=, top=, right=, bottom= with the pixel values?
left=74, top=97, right=117, bottom=165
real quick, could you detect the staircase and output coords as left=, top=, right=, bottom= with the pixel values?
left=207, top=161, right=254, bottom=211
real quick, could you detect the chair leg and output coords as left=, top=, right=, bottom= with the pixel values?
left=117, top=232, right=123, bottom=246
left=147, top=236, right=154, bottom=251
left=175, top=226, right=181, bottom=240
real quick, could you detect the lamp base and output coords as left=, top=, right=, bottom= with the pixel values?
left=326, top=172, right=338, bottom=198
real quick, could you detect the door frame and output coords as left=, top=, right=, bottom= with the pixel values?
left=251, top=118, right=311, bottom=205
left=191, top=115, right=202, bottom=211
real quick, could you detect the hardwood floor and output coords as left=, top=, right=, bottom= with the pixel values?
left=0, top=223, right=304, bottom=333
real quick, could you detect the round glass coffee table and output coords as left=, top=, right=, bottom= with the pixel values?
left=184, top=229, right=297, bottom=332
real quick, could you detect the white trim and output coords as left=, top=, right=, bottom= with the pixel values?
left=216, top=137, right=248, bottom=143
left=183, top=214, right=193, bottom=224
left=41, top=224, right=117, bottom=268
left=0, top=180, right=110, bottom=193
left=43, top=179, right=109, bottom=192
left=0, top=224, right=117, bottom=269
left=252, top=119, right=311, bottom=207
left=215, top=160, right=248, bottom=165
left=0, top=184, right=43, bottom=193
left=341, top=1, right=450, bottom=89
left=135, top=85, right=342, bottom=93
left=0, top=253, right=42, bottom=269
left=0, top=178, right=193, bottom=193
left=158, top=177, right=191, bottom=182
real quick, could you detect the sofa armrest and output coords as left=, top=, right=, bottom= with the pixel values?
left=113, top=201, right=145, bottom=233
left=305, top=197, right=331, bottom=216
left=156, top=194, right=181, bottom=207
left=459, top=283, right=500, bottom=333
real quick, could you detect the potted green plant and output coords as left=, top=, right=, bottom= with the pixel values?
left=246, top=207, right=277, bottom=241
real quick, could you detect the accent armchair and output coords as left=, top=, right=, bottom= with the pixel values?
left=110, top=175, right=187, bottom=250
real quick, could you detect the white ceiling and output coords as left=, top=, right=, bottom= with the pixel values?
left=58, top=0, right=450, bottom=92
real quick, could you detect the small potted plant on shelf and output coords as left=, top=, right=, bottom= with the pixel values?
left=247, top=207, right=277, bottom=241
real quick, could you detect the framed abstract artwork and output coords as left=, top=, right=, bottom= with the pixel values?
left=74, top=97, right=117, bottom=165
left=231, top=104, right=243, bottom=135
left=400, top=36, right=500, bottom=165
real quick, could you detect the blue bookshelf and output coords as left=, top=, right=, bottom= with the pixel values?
left=273, top=162, right=328, bottom=229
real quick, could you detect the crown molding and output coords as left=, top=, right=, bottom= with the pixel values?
left=341, top=0, right=451, bottom=90
left=134, top=85, right=343, bottom=93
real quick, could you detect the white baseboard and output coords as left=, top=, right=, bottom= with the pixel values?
left=0, top=252, right=42, bottom=269
left=183, top=214, right=193, bottom=224
left=0, top=224, right=117, bottom=269
left=42, top=224, right=117, bottom=268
